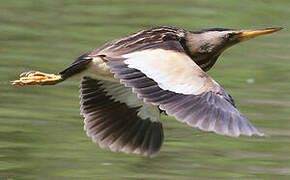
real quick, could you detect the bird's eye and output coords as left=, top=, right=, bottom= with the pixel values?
left=227, top=33, right=236, bottom=40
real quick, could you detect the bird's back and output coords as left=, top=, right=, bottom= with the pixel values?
left=90, top=26, right=186, bottom=57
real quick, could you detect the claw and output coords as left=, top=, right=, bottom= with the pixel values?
left=20, top=71, right=40, bottom=77
left=12, top=71, right=63, bottom=86
left=20, top=71, right=34, bottom=77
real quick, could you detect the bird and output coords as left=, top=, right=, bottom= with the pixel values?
left=12, top=26, right=282, bottom=157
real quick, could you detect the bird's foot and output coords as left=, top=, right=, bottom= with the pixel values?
left=11, top=71, right=63, bottom=86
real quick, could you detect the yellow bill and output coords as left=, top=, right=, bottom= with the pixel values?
left=238, top=27, right=283, bottom=40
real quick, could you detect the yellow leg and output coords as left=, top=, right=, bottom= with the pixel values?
left=11, top=71, right=63, bottom=86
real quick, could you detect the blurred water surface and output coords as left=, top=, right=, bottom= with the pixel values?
left=1, top=0, right=290, bottom=179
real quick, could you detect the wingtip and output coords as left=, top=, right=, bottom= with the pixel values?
left=230, top=128, right=264, bottom=137
left=254, top=131, right=265, bottom=137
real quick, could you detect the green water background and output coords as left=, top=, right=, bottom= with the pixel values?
left=1, top=0, right=290, bottom=179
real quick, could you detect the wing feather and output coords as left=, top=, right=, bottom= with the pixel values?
left=80, top=77, right=164, bottom=157
left=104, top=41, right=263, bottom=137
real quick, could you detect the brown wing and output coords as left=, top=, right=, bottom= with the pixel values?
left=93, top=26, right=185, bottom=56
left=103, top=41, right=263, bottom=137
left=80, top=77, right=163, bottom=157
left=60, top=26, right=186, bottom=77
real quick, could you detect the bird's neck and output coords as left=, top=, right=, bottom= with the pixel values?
left=183, top=32, right=222, bottom=72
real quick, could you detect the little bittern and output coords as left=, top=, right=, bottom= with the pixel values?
left=12, top=26, right=282, bottom=157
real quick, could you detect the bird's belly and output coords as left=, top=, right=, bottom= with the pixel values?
left=81, top=57, right=117, bottom=82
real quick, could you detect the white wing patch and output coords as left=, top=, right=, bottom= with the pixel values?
left=100, top=81, right=160, bottom=122
left=123, top=49, right=210, bottom=95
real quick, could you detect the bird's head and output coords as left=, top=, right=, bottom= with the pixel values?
left=185, top=27, right=283, bottom=62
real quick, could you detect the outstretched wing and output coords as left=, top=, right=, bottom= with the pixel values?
left=80, top=77, right=163, bottom=157
left=103, top=41, right=263, bottom=137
